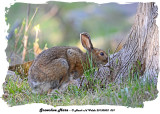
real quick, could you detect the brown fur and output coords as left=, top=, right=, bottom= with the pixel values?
left=28, top=32, right=108, bottom=94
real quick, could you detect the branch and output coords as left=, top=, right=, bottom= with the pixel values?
left=22, top=5, right=38, bottom=62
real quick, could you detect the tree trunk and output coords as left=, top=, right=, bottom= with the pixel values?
left=96, top=2, right=159, bottom=85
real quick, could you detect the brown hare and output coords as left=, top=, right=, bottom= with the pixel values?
left=28, top=32, right=108, bottom=94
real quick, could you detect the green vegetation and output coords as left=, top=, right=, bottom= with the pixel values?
left=3, top=55, right=158, bottom=107
left=2, top=71, right=158, bottom=107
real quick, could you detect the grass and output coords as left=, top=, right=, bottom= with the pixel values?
left=3, top=49, right=158, bottom=108
left=2, top=64, right=158, bottom=107
left=3, top=50, right=158, bottom=107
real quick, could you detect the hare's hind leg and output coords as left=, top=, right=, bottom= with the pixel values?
left=29, top=58, right=70, bottom=94
left=49, top=75, right=70, bottom=95
left=51, top=76, right=79, bottom=94
left=47, top=58, right=70, bottom=94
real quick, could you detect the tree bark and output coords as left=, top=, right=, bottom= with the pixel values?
left=96, top=2, right=159, bottom=85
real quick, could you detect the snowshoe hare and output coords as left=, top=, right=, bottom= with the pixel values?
left=28, top=32, right=108, bottom=94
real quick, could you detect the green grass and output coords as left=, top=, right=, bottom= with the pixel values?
left=3, top=67, right=158, bottom=107
left=3, top=52, right=158, bottom=107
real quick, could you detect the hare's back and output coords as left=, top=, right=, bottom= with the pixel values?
left=29, top=46, right=82, bottom=80
left=34, top=46, right=81, bottom=64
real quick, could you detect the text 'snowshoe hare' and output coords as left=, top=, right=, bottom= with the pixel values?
left=28, top=32, right=108, bottom=94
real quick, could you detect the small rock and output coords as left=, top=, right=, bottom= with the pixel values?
left=3, top=92, right=9, bottom=99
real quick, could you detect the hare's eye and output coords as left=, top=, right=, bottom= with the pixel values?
left=100, top=52, right=104, bottom=56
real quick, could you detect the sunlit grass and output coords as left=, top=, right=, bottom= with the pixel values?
left=3, top=61, right=158, bottom=108
left=2, top=74, right=158, bottom=107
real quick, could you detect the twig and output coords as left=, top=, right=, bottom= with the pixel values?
left=79, top=76, right=84, bottom=88
left=26, top=7, right=39, bottom=32
left=14, top=18, right=25, bottom=52
left=22, top=4, right=30, bottom=63
left=22, top=5, right=38, bottom=62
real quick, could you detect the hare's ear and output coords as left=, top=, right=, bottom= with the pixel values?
left=80, top=32, right=93, bottom=51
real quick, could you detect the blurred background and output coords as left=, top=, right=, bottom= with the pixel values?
left=5, top=1, right=138, bottom=65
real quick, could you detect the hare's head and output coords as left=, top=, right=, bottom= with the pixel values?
left=80, top=32, right=108, bottom=67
